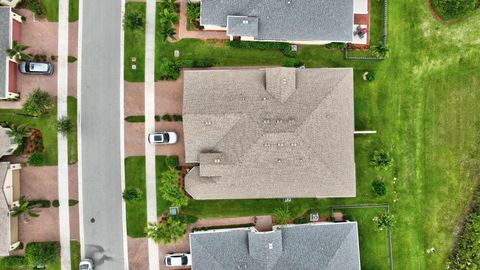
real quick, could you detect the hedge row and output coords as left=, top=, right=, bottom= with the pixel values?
left=125, top=114, right=183, bottom=123
left=229, top=40, right=296, bottom=58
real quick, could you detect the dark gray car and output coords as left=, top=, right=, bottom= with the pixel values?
left=18, top=61, right=54, bottom=75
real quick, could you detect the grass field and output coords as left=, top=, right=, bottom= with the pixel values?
left=0, top=96, right=77, bottom=165
left=41, top=0, right=79, bottom=22
left=123, top=0, right=480, bottom=269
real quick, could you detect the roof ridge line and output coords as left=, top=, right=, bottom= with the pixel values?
left=190, top=237, right=228, bottom=270
left=324, top=224, right=355, bottom=269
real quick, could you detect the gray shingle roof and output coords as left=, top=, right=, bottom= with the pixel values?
left=0, top=162, right=11, bottom=257
left=227, top=16, right=259, bottom=37
left=0, top=7, right=11, bottom=99
left=189, top=222, right=361, bottom=270
left=0, top=127, right=13, bottom=158
left=200, top=0, right=354, bottom=42
left=183, top=68, right=355, bottom=199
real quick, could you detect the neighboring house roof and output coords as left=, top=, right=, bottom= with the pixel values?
left=189, top=222, right=361, bottom=270
left=0, top=7, right=11, bottom=99
left=0, top=127, right=14, bottom=158
left=183, top=68, right=355, bottom=199
left=200, top=0, right=354, bottom=42
left=0, top=162, right=11, bottom=257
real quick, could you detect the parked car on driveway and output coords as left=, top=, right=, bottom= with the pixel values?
left=18, top=61, right=54, bottom=75
left=148, top=132, right=178, bottom=144
left=164, top=253, right=192, bottom=267
left=79, top=258, right=95, bottom=270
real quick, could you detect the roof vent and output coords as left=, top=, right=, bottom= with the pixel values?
left=264, top=143, right=270, bottom=147
left=277, top=143, right=284, bottom=147
left=291, top=143, right=297, bottom=146
left=268, top=243, right=274, bottom=249
left=277, top=159, right=282, bottom=163
left=262, top=97, right=267, bottom=101
left=263, top=119, right=270, bottom=124
left=242, top=20, right=249, bottom=24
left=276, top=119, right=282, bottom=123
left=214, top=159, right=221, bottom=163
left=204, top=121, right=212, bottom=126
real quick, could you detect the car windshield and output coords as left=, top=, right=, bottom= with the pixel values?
left=80, top=264, right=90, bottom=270
left=166, top=257, right=171, bottom=264
left=181, top=256, right=188, bottom=265
left=164, top=133, right=170, bottom=141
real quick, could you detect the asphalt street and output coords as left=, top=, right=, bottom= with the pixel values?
left=79, top=0, right=126, bottom=268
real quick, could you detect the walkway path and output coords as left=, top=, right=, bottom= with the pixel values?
left=57, top=0, right=71, bottom=269
left=144, top=0, right=159, bottom=269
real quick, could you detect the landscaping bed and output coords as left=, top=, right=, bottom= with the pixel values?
left=0, top=96, right=78, bottom=165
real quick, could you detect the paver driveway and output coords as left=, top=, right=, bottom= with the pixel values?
left=13, top=165, right=79, bottom=255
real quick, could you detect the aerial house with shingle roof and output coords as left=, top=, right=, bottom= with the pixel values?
left=189, top=222, right=361, bottom=270
left=198, top=0, right=370, bottom=44
left=183, top=67, right=355, bottom=200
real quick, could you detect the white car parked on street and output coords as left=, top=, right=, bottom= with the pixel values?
left=79, top=258, right=95, bottom=270
left=164, top=253, right=192, bottom=267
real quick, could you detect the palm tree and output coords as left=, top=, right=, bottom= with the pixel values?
left=6, top=41, right=32, bottom=61
left=6, top=124, right=31, bottom=144
left=11, top=196, right=41, bottom=223
left=374, top=42, right=389, bottom=58
left=159, top=8, right=179, bottom=25
left=159, top=26, right=177, bottom=41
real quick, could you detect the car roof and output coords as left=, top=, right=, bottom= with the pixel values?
left=29, top=62, right=50, bottom=72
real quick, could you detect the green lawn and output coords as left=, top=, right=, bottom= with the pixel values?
left=123, top=1, right=480, bottom=269
left=0, top=96, right=78, bottom=165
left=124, top=2, right=146, bottom=82
left=41, top=0, right=79, bottom=22
left=125, top=156, right=178, bottom=237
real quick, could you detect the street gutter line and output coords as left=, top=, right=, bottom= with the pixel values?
left=76, top=0, right=85, bottom=258
left=57, top=0, right=71, bottom=268
left=120, top=0, right=129, bottom=267
left=145, top=0, right=159, bottom=269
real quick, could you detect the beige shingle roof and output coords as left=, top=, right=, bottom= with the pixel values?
left=183, top=68, right=355, bottom=199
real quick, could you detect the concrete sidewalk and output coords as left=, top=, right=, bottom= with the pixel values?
left=57, top=0, right=71, bottom=269
left=144, top=0, right=159, bottom=269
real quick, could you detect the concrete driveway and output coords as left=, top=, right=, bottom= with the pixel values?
left=12, top=165, right=79, bottom=255
left=0, top=9, right=77, bottom=109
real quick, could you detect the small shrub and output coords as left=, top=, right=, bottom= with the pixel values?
left=371, top=180, right=386, bottom=196
left=22, top=89, right=52, bottom=117
left=172, top=115, right=183, bottom=121
left=17, top=0, right=47, bottom=17
left=25, top=242, right=58, bottom=267
left=165, top=156, right=178, bottom=168
left=155, top=115, right=161, bottom=121
left=161, top=114, right=173, bottom=121
left=32, top=54, right=47, bottom=62
left=57, top=116, right=74, bottom=136
left=28, top=152, right=46, bottom=166
left=158, top=60, right=180, bottom=80
left=123, top=188, right=143, bottom=202
left=369, top=149, right=393, bottom=169
left=50, top=55, right=57, bottom=61
left=69, top=199, right=78, bottom=206
left=52, top=200, right=59, bottom=207
left=125, top=115, right=145, bottom=122
left=325, top=42, right=346, bottom=49
left=273, top=204, right=293, bottom=224
left=67, top=56, right=77, bottom=63
left=373, top=213, right=395, bottom=231
left=125, top=9, right=145, bottom=30
left=28, top=199, right=51, bottom=208
left=0, top=256, right=28, bottom=267
left=365, top=71, right=376, bottom=81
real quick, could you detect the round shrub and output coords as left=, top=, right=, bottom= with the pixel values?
left=372, top=180, right=386, bottom=196
left=431, top=0, right=479, bottom=20
left=122, top=188, right=143, bottom=202
left=52, top=200, right=59, bottom=207
left=365, top=71, right=376, bottom=81
left=69, top=199, right=79, bottom=206
left=28, top=151, right=46, bottom=166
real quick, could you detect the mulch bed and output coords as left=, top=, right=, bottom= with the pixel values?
left=23, top=128, right=44, bottom=154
